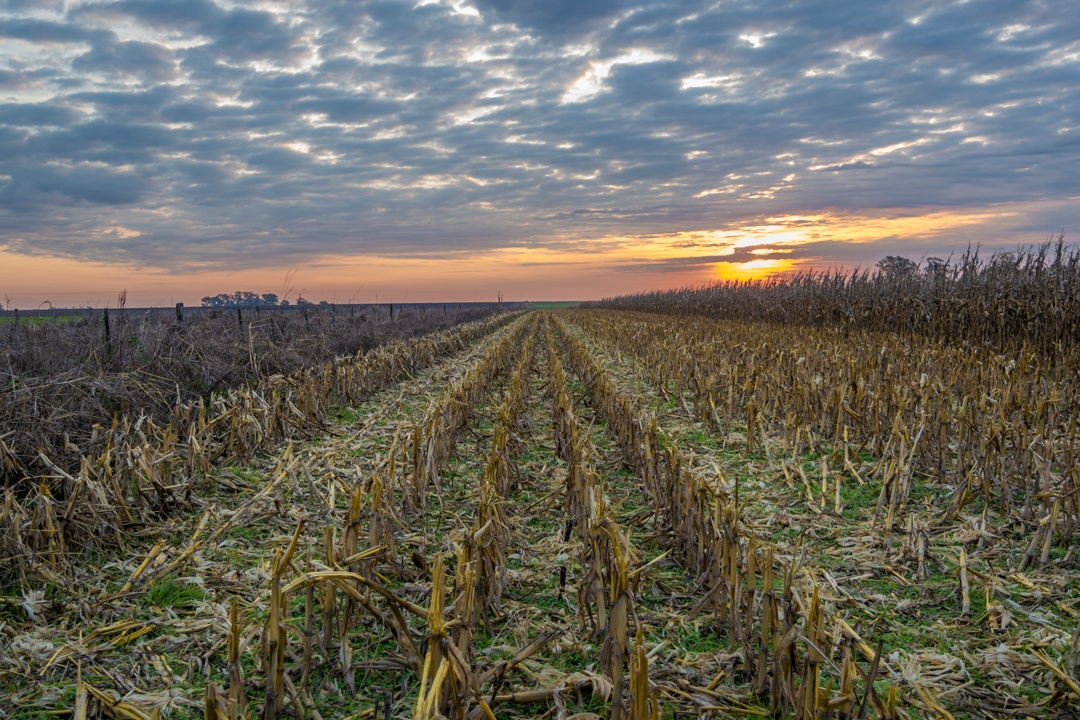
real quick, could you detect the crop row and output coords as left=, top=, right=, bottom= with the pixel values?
left=234, top=313, right=536, bottom=719
left=21, top=308, right=1055, bottom=718
left=563, top=309, right=1080, bottom=557
left=550, top=315, right=899, bottom=718
left=546, top=319, right=645, bottom=719
left=0, top=311, right=521, bottom=587
left=0, top=304, right=505, bottom=487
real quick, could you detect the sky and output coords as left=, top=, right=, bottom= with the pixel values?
left=1, top=0, right=1078, bottom=307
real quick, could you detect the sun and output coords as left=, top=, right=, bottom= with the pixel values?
left=714, top=258, right=795, bottom=282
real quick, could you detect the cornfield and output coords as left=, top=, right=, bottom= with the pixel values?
left=2, top=286, right=1079, bottom=718
left=0, top=303, right=505, bottom=488
left=592, top=239, right=1080, bottom=358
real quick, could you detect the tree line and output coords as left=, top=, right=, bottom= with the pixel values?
left=200, top=291, right=330, bottom=308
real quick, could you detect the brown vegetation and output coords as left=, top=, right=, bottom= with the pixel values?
left=0, top=308, right=517, bottom=584
left=592, top=239, right=1080, bottom=357
left=0, top=304, right=503, bottom=488
left=2, top=279, right=1079, bottom=719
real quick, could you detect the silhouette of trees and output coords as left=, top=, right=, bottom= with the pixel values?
left=200, top=291, right=281, bottom=307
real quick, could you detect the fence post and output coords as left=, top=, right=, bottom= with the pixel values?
left=175, top=303, right=184, bottom=323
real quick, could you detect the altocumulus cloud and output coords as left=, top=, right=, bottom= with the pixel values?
left=0, top=0, right=1077, bottom=271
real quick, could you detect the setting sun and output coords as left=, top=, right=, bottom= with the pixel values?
left=714, top=258, right=796, bottom=281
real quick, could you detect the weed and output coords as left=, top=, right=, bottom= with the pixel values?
left=145, top=577, right=206, bottom=608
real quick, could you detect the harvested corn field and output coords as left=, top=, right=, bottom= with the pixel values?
left=2, top=309, right=1079, bottom=720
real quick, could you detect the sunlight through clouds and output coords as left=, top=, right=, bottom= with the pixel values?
left=561, top=48, right=674, bottom=103
left=0, top=0, right=1076, bottom=304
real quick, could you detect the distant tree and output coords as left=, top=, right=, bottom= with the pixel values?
left=876, top=255, right=918, bottom=279
left=201, top=291, right=284, bottom=308
left=295, top=296, right=313, bottom=307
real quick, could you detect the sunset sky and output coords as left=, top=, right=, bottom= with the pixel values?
left=1, top=0, right=1078, bottom=307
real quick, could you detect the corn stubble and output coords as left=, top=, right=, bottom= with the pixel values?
left=4, top=280, right=1080, bottom=720
left=552, top=316, right=900, bottom=719
left=559, top=301, right=1080, bottom=716
left=566, top=306, right=1080, bottom=556
left=1, top=312, right=519, bottom=585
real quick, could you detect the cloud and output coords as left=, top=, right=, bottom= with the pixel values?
left=0, top=0, right=1075, bottom=280
left=472, top=0, right=627, bottom=36
left=85, top=0, right=222, bottom=28
left=0, top=102, right=80, bottom=126
left=73, top=39, right=177, bottom=81
left=79, top=0, right=308, bottom=62
left=0, top=163, right=148, bottom=208
left=0, top=17, right=108, bottom=44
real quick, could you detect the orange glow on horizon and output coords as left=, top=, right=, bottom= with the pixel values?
left=0, top=202, right=1040, bottom=308
left=714, top=258, right=797, bottom=281
left=724, top=208, right=1016, bottom=248
left=592, top=205, right=1023, bottom=284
